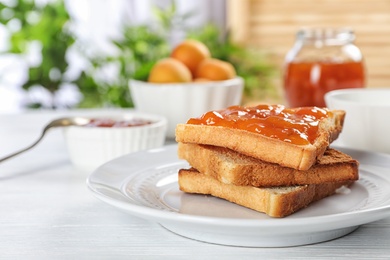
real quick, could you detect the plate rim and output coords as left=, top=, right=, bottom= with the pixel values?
left=86, top=144, right=390, bottom=231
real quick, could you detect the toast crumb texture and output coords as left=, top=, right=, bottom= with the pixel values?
left=177, top=143, right=359, bottom=187
left=178, top=168, right=351, bottom=218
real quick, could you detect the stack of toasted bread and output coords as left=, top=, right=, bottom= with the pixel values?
left=175, top=105, right=359, bottom=218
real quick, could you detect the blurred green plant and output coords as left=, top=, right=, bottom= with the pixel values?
left=76, top=25, right=169, bottom=108
left=152, top=0, right=194, bottom=32
left=0, top=0, right=278, bottom=108
left=0, top=0, right=98, bottom=108
left=76, top=0, right=184, bottom=108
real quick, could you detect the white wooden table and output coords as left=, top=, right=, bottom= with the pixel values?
left=1, top=110, right=389, bottom=259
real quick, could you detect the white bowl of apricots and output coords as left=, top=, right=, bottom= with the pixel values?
left=129, top=39, right=244, bottom=138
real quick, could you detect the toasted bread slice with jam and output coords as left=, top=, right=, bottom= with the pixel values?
left=176, top=105, right=345, bottom=170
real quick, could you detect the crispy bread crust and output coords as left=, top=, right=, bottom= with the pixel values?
left=175, top=110, right=345, bottom=170
left=178, top=168, right=351, bottom=218
left=177, top=143, right=359, bottom=187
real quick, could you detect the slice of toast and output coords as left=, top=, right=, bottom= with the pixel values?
left=178, top=143, right=359, bottom=187
left=178, top=168, right=351, bottom=218
left=175, top=106, right=345, bottom=170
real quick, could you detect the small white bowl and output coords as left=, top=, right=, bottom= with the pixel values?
left=129, top=77, right=244, bottom=138
left=63, top=112, right=167, bottom=171
left=325, top=88, right=390, bottom=153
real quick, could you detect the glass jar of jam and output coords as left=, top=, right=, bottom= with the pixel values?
left=283, top=28, right=365, bottom=107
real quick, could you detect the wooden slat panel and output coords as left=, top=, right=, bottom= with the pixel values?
left=228, top=0, right=390, bottom=91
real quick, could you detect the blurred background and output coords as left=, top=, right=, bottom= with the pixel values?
left=1, top=0, right=389, bottom=112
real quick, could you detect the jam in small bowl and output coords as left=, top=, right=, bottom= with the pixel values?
left=63, top=112, right=167, bottom=171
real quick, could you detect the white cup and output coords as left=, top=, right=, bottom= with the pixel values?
left=325, top=88, right=390, bottom=153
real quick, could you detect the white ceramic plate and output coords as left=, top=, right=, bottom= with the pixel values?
left=86, top=144, right=390, bottom=247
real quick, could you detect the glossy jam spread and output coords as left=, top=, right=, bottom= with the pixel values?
left=85, top=118, right=151, bottom=128
left=187, top=105, right=331, bottom=145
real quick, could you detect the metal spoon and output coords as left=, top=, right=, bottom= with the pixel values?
left=0, top=117, right=91, bottom=163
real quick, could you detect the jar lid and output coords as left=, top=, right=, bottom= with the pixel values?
left=297, top=28, right=355, bottom=46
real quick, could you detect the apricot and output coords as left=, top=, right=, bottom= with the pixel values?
left=170, top=39, right=211, bottom=77
left=195, top=58, right=236, bottom=81
left=148, top=58, right=192, bottom=83
left=193, top=78, right=212, bottom=82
